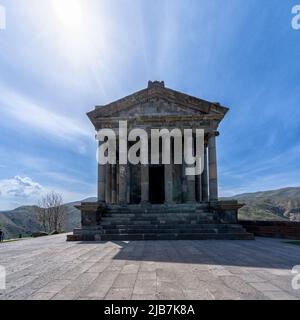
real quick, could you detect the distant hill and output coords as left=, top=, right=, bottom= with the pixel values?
left=0, top=197, right=96, bottom=239
left=1, top=187, right=300, bottom=239
left=228, top=187, right=300, bottom=221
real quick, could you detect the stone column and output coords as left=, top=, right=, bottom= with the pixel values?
left=165, top=141, right=173, bottom=204
left=196, top=135, right=202, bottom=202
left=186, top=174, right=196, bottom=203
left=98, top=141, right=106, bottom=203
left=141, top=165, right=149, bottom=203
left=111, top=165, right=117, bottom=204
left=186, top=136, right=196, bottom=203
left=181, top=162, right=187, bottom=203
left=202, top=145, right=209, bottom=202
left=116, top=164, right=119, bottom=204
left=208, top=132, right=219, bottom=201
left=119, top=164, right=128, bottom=205
left=127, top=165, right=131, bottom=204
left=197, top=172, right=202, bottom=203
left=105, top=164, right=111, bottom=204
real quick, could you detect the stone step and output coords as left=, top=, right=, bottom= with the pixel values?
left=105, top=206, right=209, bottom=214
left=101, top=224, right=245, bottom=230
left=101, top=217, right=212, bottom=223
left=103, top=212, right=211, bottom=218
left=101, top=228, right=246, bottom=235
left=101, top=214, right=213, bottom=220
left=96, top=233, right=255, bottom=241
left=106, top=204, right=209, bottom=210
left=100, top=220, right=215, bottom=226
left=105, top=210, right=202, bottom=215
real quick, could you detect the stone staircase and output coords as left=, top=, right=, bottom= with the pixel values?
left=73, top=204, right=254, bottom=241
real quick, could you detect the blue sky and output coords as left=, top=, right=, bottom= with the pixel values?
left=0, top=0, right=300, bottom=209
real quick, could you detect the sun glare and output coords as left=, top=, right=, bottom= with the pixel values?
left=52, top=0, right=84, bottom=30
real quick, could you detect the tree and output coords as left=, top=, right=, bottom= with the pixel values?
left=36, top=191, right=66, bottom=233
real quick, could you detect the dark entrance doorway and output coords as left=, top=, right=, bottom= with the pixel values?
left=149, top=166, right=165, bottom=204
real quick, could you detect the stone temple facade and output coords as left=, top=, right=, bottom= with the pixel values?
left=68, top=81, right=254, bottom=241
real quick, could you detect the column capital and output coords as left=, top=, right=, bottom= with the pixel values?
left=204, top=131, right=219, bottom=145
left=208, top=131, right=220, bottom=138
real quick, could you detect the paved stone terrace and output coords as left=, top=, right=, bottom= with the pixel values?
left=0, top=234, right=300, bottom=300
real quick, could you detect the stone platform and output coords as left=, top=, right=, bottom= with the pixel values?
left=69, top=202, right=254, bottom=241
left=0, top=234, right=299, bottom=300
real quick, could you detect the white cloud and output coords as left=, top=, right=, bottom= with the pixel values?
left=0, top=176, right=44, bottom=198
left=0, top=175, right=94, bottom=210
left=0, top=82, right=91, bottom=143
left=0, top=176, right=45, bottom=209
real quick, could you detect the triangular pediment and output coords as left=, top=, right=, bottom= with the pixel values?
left=87, top=82, right=228, bottom=127
left=107, top=98, right=206, bottom=118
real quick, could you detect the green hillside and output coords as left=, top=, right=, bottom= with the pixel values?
left=229, top=187, right=300, bottom=221
left=0, top=198, right=96, bottom=239
left=1, top=188, right=300, bottom=240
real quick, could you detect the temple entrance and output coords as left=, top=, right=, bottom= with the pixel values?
left=149, top=166, right=165, bottom=204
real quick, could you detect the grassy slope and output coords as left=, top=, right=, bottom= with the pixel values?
left=228, top=187, right=300, bottom=221
left=0, top=198, right=96, bottom=239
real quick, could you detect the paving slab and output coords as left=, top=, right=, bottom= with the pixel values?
left=0, top=234, right=300, bottom=300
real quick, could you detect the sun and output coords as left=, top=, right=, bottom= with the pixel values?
left=52, top=0, right=84, bottom=30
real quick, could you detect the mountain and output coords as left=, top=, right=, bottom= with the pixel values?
left=0, top=206, right=41, bottom=238
left=229, top=187, right=300, bottom=221
left=1, top=188, right=300, bottom=239
left=0, top=197, right=96, bottom=240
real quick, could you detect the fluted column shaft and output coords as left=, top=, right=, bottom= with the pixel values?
left=197, top=172, right=202, bottom=202
left=111, top=165, right=117, bottom=204
left=202, top=145, right=209, bottom=202
left=98, top=141, right=106, bottom=202
left=165, top=142, right=173, bottom=204
left=141, top=165, right=149, bottom=203
left=186, top=175, right=196, bottom=203
left=186, top=136, right=196, bottom=203
left=208, top=132, right=219, bottom=201
left=119, top=164, right=128, bottom=204
left=105, top=164, right=111, bottom=203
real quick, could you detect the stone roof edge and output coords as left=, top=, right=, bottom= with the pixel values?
left=87, top=83, right=229, bottom=122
